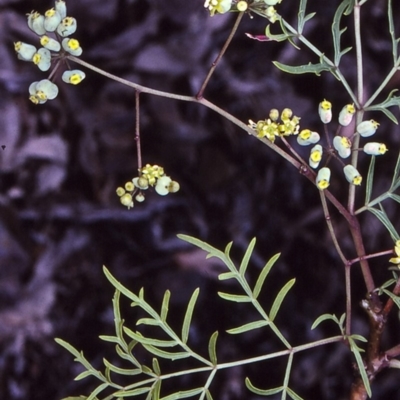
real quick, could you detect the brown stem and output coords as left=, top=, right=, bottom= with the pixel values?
left=196, top=12, right=244, bottom=99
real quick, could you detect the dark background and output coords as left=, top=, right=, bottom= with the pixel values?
left=0, top=0, right=400, bottom=399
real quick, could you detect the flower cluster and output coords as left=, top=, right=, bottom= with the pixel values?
left=116, top=164, right=180, bottom=209
left=389, top=240, right=400, bottom=267
left=248, top=108, right=300, bottom=143
left=14, top=1, right=85, bottom=104
left=204, top=0, right=282, bottom=23
left=249, top=100, right=388, bottom=191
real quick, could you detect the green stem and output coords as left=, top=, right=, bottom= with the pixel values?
left=280, top=19, right=358, bottom=106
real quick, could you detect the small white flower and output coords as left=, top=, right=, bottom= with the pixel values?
left=62, top=70, right=86, bottom=85
left=333, top=136, right=352, bottom=158
left=363, top=142, right=388, bottom=155
left=32, top=48, right=51, bottom=71
left=29, top=79, right=58, bottom=104
left=309, top=144, right=323, bottom=169
left=297, top=129, right=320, bottom=146
left=155, top=176, right=172, bottom=196
left=357, top=120, right=379, bottom=138
left=57, top=17, right=77, bottom=37
left=338, top=104, right=355, bottom=126
left=62, top=38, right=83, bottom=56
left=318, top=99, right=332, bottom=124
left=44, top=8, right=62, bottom=31
left=40, top=35, right=61, bottom=52
left=316, top=167, right=331, bottom=190
left=344, top=165, right=362, bottom=186
left=14, top=42, right=37, bottom=61
left=55, top=0, right=67, bottom=19
left=27, top=12, right=46, bottom=35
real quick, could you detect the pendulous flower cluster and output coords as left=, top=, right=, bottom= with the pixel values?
left=14, top=0, right=85, bottom=104
left=204, top=0, right=282, bottom=23
left=116, top=164, right=180, bottom=209
left=248, top=99, right=388, bottom=191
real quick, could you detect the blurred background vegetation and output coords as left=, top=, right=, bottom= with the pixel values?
left=0, top=0, right=400, bottom=398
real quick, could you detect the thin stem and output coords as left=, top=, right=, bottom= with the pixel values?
left=345, top=263, right=352, bottom=335
left=349, top=249, right=393, bottom=265
left=348, top=3, right=364, bottom=214
left=280, top=19, right=358, bottom=106
left=196, top=12, right=244, bottom=99
left=319, top=191, right=348, bottom=265
left=135, top=91, right=142, bottom=170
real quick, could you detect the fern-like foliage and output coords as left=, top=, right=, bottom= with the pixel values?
left=57, top=236, right=351, bottom=400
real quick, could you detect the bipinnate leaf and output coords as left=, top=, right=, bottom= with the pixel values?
left=181, top=288, right=200, bottom=344
left=239, top=237, right=256, bottom=276
left=269, top=279, right=295, bottom=322
left=208, top=331, right=218, bottom=364
left=226, top=320, right=270, bottom=335
left=253, top=253, right=281, bottom=299
left=161, top=388, right=204, bottom=400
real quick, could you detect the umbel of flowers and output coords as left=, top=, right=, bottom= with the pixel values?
left=14, top=0, right=85, bottom=104
left=204, top=0, right=282, bottom=22
left=248, top=100, right=388, bottom=191
left=116, top=164, right=180, bottom=209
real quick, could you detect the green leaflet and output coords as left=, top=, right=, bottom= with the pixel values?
left=332, top=0, right=353, bottom=66
left=208, top=331, right=218, bottom=365
left=181, top=288, right=200, bottom=344
left=273, top=60, right=331, bottom=76
left=239, top=237, right=256, bottom=276
left=226, top=320, right=270, bottom=335
left=245, top=378, right=283, bottom=396
left=367, top=205, right=400, bottom=241
left=269, top=279, right=296, bottom=322
left=348, top=336, right=371, bottom=398
left=365, top=156, right=375, bottom=205
left=253, top=253, right=281, bottom=299
left=217, top=292, right=252, bottom=302
left=365, top=89, right=400, bottom=124
left=160, top=387, right=204, bottom=400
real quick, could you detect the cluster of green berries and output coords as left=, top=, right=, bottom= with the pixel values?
left=14, top=0, right=85, bottom=104
left=204, top=0, right=282, bottom=22
left=116, top=164, right=180, bottom=209
left=249, top=100, right=387, bottom=191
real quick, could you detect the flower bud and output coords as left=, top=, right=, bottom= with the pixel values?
left=133, top=177, right=149, bottom=190
left=14, top=42, right=36, bottom=61
left=269, top=109, right=279, bottom=122
left=29, top=79, right=58, bottom=104
left=168, top=181, right=180, bottom=193
left=44, top=8, right=62, bottom=32
left=40, top=35, right=61, bottom=51
left=135, top=193, right=145, bottom=202
left=338, top=104, right=355, bottom=126
left=124, top=181, right=134, bottom=191
left=55, top=0, right=67, bottom=19
left=333, top=136, right=351, bottom=158
left=318, top=99, right=332, bottom=124
left=344, top=165, right=362, bottom=185
left=363, top=142, right=388, bottom=155
left=316, top=167, right=331, bottom=190
left=265, top=6, right=278, bottom=22
left=297, top=129, right=320, bottom=146
left=27, top=12, right=46, bottom=35
left=357, top=120, right=379, bottom=137
left=281, top=108, right=293, bottom=120
left=309, top=144, right=323, bottom=169
left=120, top=193, right=134, bottom=208
left=116, top=187, right=125, bottom=196
left=237, top=1, right=248, bottom=11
